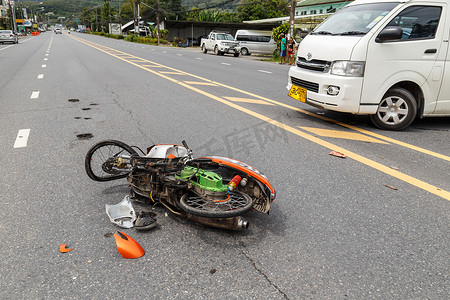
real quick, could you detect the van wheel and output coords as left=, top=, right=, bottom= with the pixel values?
left=201, top=44, right=207, bottom=53
left=370, top=87, right=417, bottom=130
left=241, top=48, right=249, bottom=56
left=234, top=53, right=239, bottom=57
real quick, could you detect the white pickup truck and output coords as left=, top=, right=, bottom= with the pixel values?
left=201, top=31, right=240, bottom=57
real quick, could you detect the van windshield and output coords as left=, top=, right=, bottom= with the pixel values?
left=312, top=2, right=400, bottom=36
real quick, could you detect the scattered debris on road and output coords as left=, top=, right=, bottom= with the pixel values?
left=114, top=231, right=145, bottom=259
left=385, top=184, right=398, bottom=190
left=76, top=133, right=93, bottom=140
left=105, top=195, right=136, bottom=228
left=329, top=150, right=346, bottom=158
left=59, top=244, right=73, bottom=253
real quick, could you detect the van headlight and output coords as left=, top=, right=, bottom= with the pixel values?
left=331, top=61, right=365, bottom=77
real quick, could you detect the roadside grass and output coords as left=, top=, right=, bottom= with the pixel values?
left=83, top=31, right=285, bottom=64
left=85, top=31, right=172, bottom=46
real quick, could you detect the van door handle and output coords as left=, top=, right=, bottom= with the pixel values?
left=424, top=49, right=437, bottom=54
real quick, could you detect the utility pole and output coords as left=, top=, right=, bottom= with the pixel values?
left=108, top=0, right=111, bottom=33
left=156, top=0, right=160, bottom=46
left=8, top=0, right=18, bottom=33
left=289, top=0, right=296, bottom=38
left=95, top=6, right=98, bottom=32
left=100, top=3, right=104, bottom=32
left=133, top=0, right=138, bottom=35
left=118, top=0, right=121, bottom=25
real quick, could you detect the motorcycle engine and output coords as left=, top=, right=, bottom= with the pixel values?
left=176, top=166, right=228, bottom=201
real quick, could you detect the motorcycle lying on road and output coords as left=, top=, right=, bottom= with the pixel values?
left=84, top=140, right=276, bottom=230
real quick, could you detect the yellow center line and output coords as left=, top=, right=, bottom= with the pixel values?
left=69, top=35, right=450, bottom=201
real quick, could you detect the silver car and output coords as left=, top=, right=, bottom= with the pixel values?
left=0, top=30, right=18, bottom=44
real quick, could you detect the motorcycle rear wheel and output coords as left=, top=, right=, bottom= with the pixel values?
left=85, top=140, right=137, bottom=181
left=178, top=191, right=252, bottom=218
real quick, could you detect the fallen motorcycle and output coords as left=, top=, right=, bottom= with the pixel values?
left=84, top=140, right=276, bottom=230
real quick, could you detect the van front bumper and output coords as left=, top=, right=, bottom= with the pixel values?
left=287, top=66, right=376, bottom=114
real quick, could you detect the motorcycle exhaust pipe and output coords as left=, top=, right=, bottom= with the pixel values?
left=186, top=214, right=249, bottom=231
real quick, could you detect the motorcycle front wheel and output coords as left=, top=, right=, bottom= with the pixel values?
left=178, top=191, right=253, bottom=218
left=85, top=140, right=137, bottom=181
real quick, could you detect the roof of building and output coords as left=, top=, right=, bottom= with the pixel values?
left=297, top=0, right=354, bottom=7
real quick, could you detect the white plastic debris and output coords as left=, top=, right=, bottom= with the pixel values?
left=105, top=195, right=136, bottom=228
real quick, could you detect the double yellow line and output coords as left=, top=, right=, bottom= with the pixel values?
left=69, top=35, right=450, bottom=201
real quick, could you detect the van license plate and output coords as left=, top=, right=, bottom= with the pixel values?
left=288, top=84, right=307, bottom=103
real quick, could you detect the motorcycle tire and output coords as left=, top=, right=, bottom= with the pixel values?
left=178, top=191, right=253, bottom=218
left=85, top=140, right=137, bottom=182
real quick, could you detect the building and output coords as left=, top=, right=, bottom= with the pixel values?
left=296, top=0, right=354, bottom=16
left=160, top=20, right=276, bottom=42
left=244, top=0, right=354, bottom=33
left=1, top=0, right=8, bottom=19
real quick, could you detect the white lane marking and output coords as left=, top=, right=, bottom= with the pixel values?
left=221, top=62, right=231, bottom=66
left=258, top=70, right=272, bottom=74
left=196, top=58, right=202, bottom=60
left=42, top=65, right=47, bottom=68
left=45, top=53, right=49, bottom=56
left=0, top=45, right=14, bottom=51
left=151, top=49, right=155, bottom=51
left=18, top=37, right=36, bottom=43
left=162, top=51, right=167, bottom=53
left=44, top=58, right=48, bottom=61
left=30, top=91, right=40, bottom=99
left=38, top=74, right=44, bottom=79
left=177, top=54, right=182, bottom=56
left=14, top=129, right=31, bottom=148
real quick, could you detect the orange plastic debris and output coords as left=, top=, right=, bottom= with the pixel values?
left=114, top=231, right=145, bottom=259
left=59, top=244, right=73, bottom=253
left=329, top=150, right=346, bottom=158
left=167, top=153, right=176, bottom=159
left=385, top=184, right=398, bottom=190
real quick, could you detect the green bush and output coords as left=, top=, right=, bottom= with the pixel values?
left=125, top=34, right=138, bottom=42
left=272, top=23, right=291, bottom=59
left=117, top=35, right=124, bottom=39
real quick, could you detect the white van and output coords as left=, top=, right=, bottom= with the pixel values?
left=235, top=30, right=277, bottom=56
left=287, top=0, right=450, bottom=130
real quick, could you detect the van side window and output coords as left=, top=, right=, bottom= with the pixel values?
left=236, top=35, right=271, bottom=43
left=386, top=6, right=442, bottom=40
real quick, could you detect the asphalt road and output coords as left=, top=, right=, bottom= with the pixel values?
left=0, top=32, right=449, bottom=299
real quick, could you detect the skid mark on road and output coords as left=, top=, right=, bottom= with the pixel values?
left=68, top=35, right=450, bottom=201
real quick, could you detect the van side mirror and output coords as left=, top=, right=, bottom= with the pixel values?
left=376, top=26, right=403, bottom=43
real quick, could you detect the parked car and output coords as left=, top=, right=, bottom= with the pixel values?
left=0, top=30, right=18, bottom=44
left=235, top=30, right=277, bottom=56
left=201, top=31, right=240, bottom=57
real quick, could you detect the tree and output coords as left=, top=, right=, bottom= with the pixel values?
left=237, top=0, right=289, bottom=21
left=120, top=3, right=134, bottom=22
left=272, top=22, right=289, bottom=50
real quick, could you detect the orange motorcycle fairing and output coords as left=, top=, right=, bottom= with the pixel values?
left=114, top=231, right=145, bottom=259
